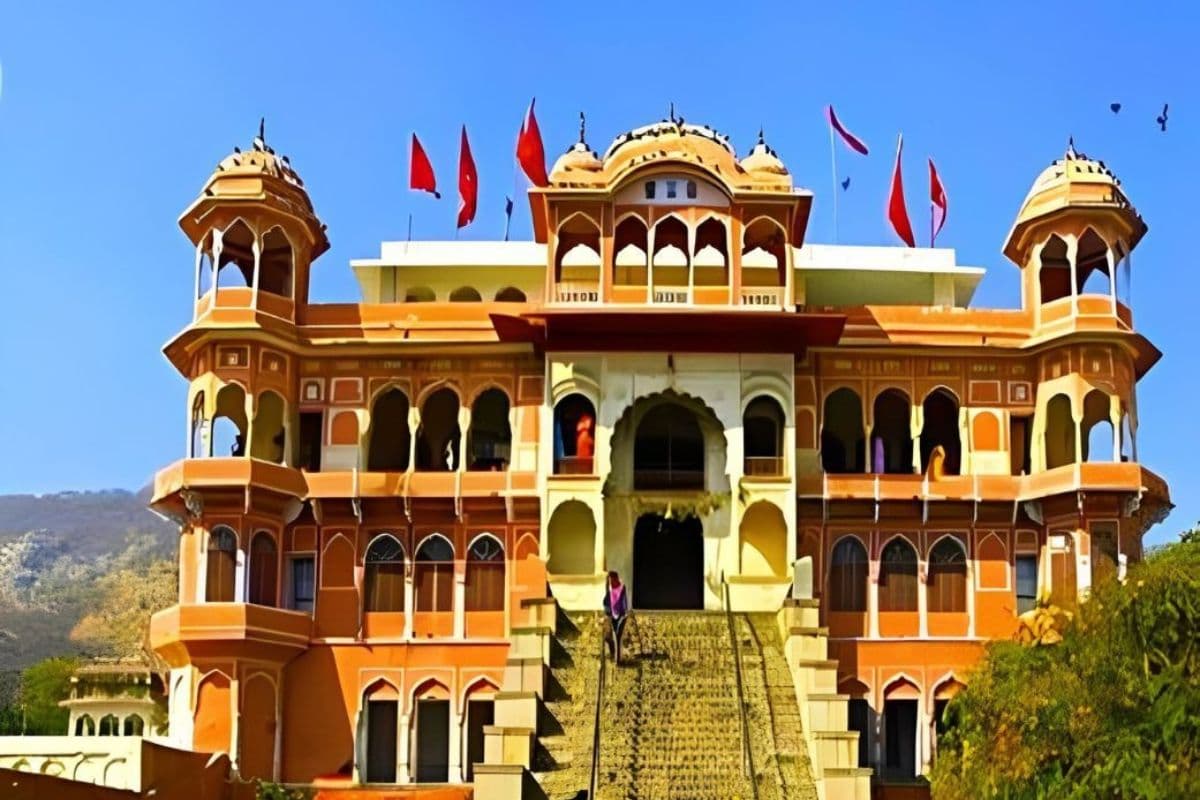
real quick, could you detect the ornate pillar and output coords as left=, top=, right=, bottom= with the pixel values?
left=917, top=556, right=929, bottom=638
left=407, top=405, right=420, bottom=472
left=910, top=403, right=923, bottom=474
left=457, top=405, right=471, bottom=472
left=1109, top=395, right=1122, bottom=461
left=868, top=542, right=880, bottom=638
left=397, top=711, right=412, bottom=783
left=453, top=562, right=467, bottom=639
left=403, top=573, right=415, bottom=639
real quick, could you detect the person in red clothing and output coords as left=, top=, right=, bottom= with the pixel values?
left=602, top=570, right=628, bottom=664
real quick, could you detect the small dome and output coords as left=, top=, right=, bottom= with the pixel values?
left=551, top=141, right=603, bottom=176
left=740, top=130, right=788, bottom=176
left=215, top=146, right=305, bottom=189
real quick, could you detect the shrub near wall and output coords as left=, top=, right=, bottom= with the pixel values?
left=932, top=536, right=1200, bottom=799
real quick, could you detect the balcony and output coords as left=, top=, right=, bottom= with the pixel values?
left=634, top=467, right=705, bottom=491
left=554, top=456, right=595, bottom=475
left=553, top=282, right=599, bottom=303
left=738, top=286, right=784, bottom=308
left=150, top=603, right=312, bottom=667
left=744, top=456, right=786, bottom=478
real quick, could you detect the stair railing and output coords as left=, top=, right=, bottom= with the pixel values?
left=588, top=617, right=608, bottom=799
left=722, top=572, right=760, bottom=800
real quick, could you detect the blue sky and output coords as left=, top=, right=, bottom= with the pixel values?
left=0, top=2, right=1195, bottom=544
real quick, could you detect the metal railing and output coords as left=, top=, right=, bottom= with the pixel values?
left=722, top=573, right=759, bottom=800
left=588, top=620, right=607, bottom=799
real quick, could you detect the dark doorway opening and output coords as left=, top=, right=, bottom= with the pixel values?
left=365, top=699, right=397, bottom=783
left=884, top=698, right=918, bottom=779
left=298, top=411, right=323, bottom=471
left=465, top=698, right=494, bottom=781
left=633, top=514, right=704, bottom=609
left=415, top=698, right=450, bottom=783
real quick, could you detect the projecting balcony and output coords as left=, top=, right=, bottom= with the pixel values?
left=150, top=602, right=312, bottom=667
left=798, top=462, right=1169, bottom=506
left=151, top=457, right=307, bottom=514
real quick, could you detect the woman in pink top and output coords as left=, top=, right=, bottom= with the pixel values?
left=602, top=570, right=628, bottom=664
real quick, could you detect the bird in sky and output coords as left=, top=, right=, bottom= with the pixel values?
left=1110, top=102, right=1122, bottom=114
left=1156, top=103, right=1169, bottom=132
left=841, top=177, right=851, bottom=191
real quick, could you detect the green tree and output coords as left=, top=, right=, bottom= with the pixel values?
left=17, top=656, right=79, bottom=734
left=931, top=535, right=1200, bottom=798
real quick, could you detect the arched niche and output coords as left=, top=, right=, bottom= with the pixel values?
left=250, top=390, right=286, bottom=463
left=614, top=215, right=649, bottom=286
left=693, top=216, right=729, bottom=286
left=651, top=215, right=689, bottom=288
left=920, top=388, right=960, bottom=475
left=467, top=388, right=511, bottom=471
left=739, top=501, right=787, bottom=577
left=417, top=388, right=461, bottom=471
left=259, top=226, right=293, bottom=297
left=553, top=393, right=596, bottom=474
left=556, top=213, right=602, bottom=284
left=213, top=383, right=248, bottom=457
left=741, top=217, right=787, bottom=287
left=1038, top=234, right=1070, bottom=304
left=872, top=389, right=913, bottom=474
left=547, top=501, right=596, bottom=575
left=367, top=388, right=411, bottom=471
left=1082, top=389, right=1114, bottom=462
left=216, top=220, right=254, bottom=289
left=1044, top=393, right=1075, bottom=469
left=744, top=395, right=785, bottom=476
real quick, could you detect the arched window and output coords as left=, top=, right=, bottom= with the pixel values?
left=920, top=389, right=960, bottom=475
left=829, top=537, right=867, bottom=612
left=614, top=216, right=649, bottom=286
left=415, top=536, right=454, bottom=613
left=216, top=220, right=254, bottom=289
left=99, top=714, right=119, bottom=737
left=449, top=286, right=482, bottom=302
left=75, top=714, right=95, bottom=736
left=553, top=394, right=596, bottom=474
left=123, top=715, right=145, bottom=737
left=744, top=396, right=785, bottom=476
left=466, top=535, right=504, bottom=611
left=206, top=527, right=238, bottom=603
left=693, top=217, right=729, bottom=286
left=404, top=286, right=436, bottom=302
left=872, top=390, right=913, bottom=474
left=259, top=226, right=294, bottom=297
left=364, top=535, right=406, bottom=613
left=555, top=214, right=602, bottom=288
left=250, top=391, right=286, bottom=463
left=547, top=501, right=596, bottom=575
left=468, top=389, right=511, bottom=471
left=367, top=388, right=411, bottom=471
left=212, top=384, right=248, bottom=458
left=927, top=538, right=967, bottom=613
left=1044, top=394, right=1075, bottom=469
left=1082, top=389, right=1114, bottom=462
left=879, top=538, right=918, bottom=612
left=495, top=286, right=526, bottom=302
left=651, top=216, right=689, bottom=289
left=1076, top=228, right=1111, bottom=296
left=822, top=388, right=865, bottom=473
left=634, top=403, right=704, bottom=489
left=741, top=217, right=787, bottom=287
left=417, top=388, right=461, bottom=471
left=248, top=532, right=277, bottom=607
left=1038, top=234, right=1071, bottom=304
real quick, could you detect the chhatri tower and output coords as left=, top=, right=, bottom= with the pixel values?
left=50, top=117, right=1169, bottom=799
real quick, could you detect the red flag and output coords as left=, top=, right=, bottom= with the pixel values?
left=457, top=126, right=478, bottom=229
left=517, top=98, right=549, bottom=187
left=825, top=105, right=869, bottom=155
left=887, top=134, right=916, bottom=247
left=409, top=134, right=439, bottom=198
left=929, top=158, right=948, bottom=245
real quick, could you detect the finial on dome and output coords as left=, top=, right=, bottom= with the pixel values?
left=669, top=101, right=676, bottom=124
left=758, top=126, right=765, bottom=145
left=254, top=117, right=267, bottom=152
left=1066, top=135, right=1078, bottom=159
left=579, top=111, right=586, bottom=145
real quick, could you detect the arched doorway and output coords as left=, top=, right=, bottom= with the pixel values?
left=633, top=514, right=703, bottom=609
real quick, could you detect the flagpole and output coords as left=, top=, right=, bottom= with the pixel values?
left=828, top=116, right=840, bottom=243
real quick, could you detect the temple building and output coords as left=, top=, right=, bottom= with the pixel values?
left=5, top=116, right=1166, bottom=800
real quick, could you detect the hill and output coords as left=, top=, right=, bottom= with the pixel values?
left=0, top=488, right=177, bottom=671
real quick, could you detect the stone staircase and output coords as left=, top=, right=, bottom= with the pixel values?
left=533, top=610, right=604, bottom=799
left=597, top=612, right=751, bottom=799
left=738, top=613, right=820, bottom=800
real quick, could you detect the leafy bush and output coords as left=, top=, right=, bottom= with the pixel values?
left=931, top=536, right=1200, bottom=798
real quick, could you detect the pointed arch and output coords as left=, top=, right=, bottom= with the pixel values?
left=216, top=219, right=255, bottom=289
left=250, top=390, right=287, bottom=463
left=466, top=533, right=505, bottom=611
left=743, top=395, right=785, bottom=476
left=1044, top=393, right=1075, bottom=469
left=367, top=386, right=411, bottom=471
left=364, top=533, right=406, bottom=613
left=1082, top=388, right=1114, bottom=462
left=248, top=530, right=278, bottom=607
left=693, top=215, right=729, bottom=286
left=829, top=535, right=868, bottom=612
left=872, top=389, right=913, bottom=474
left=920, top=387, right=960, bottom=475
left=556, top=212, right=602, bottom=284
left=1076, top=227, right=1112, bottom=295
left=213, top=383, right=248, bottom=457
left=259, top=225, right=294, bottom=297
left=415, top=534, right=454, bottom=613
left=614, top=214, right=649, bottom=286
left=417, top=386, right=461, bottom=471
left=554, top=393, right=596, bottom=474
left=206, top=526, right=238, bottom=602
left=468, top=387, right=511, bottom=471
left=879, top=535, right=918, bottom=612
left=927, top=535, right=967, bottom=612
left=1038, top=234, right=1071, bottom=304
left=651, top=214, right=690, bottom=287
left=741, top=216, right=787, bottom=287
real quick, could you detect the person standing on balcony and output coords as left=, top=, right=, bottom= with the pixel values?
left=603, top=570, right=628, bottom=665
